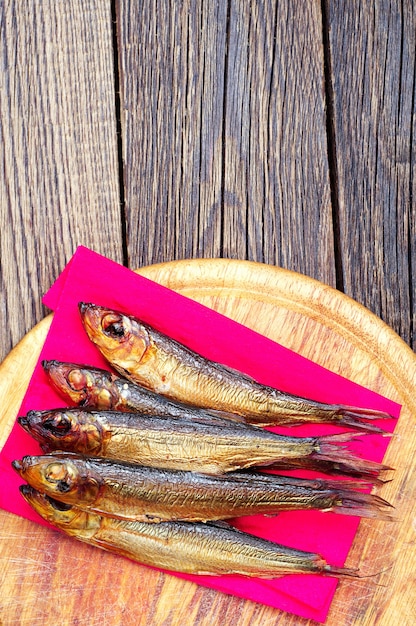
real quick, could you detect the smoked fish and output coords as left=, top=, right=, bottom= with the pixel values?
left=20, top=484, right=362, bottom=578
left=18, top=408, right=389, bottom=478
left=78, top=303, right=394, bottom=432
left=42, top=360, right=243, bottom=422
left=13, top=453, right=394, bottom=522
left=41, top=360, right=390, bottom=482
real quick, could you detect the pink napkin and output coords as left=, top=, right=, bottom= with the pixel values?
left=0, top=247, right=399, bottom=623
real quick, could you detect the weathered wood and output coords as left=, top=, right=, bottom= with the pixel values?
left=0, top=0, right=415, bottom=624
left=325, top=0, right=416, bottom=349
left=117, top=0, right=228, bottom=262
left=222, top=1, right=334, bottom=275
left=117, top=0, right=336, bottom=284
left=0, top=0, right=122, bottom=363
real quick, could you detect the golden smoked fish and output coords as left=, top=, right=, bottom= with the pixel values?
left=20, top=485, right=362, bottom=578
left=17, top=408, right=389, bottom=479
left=78, top=303, right=394, bottom=432
left=42, top=360, right=243, bottom=422
left=13, top=454, right=394, bottom=523
left=41, top=361, right=389, bottom=483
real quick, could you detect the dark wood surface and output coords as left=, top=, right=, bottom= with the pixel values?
left=1, top=0, right=414, bottom=364
left=326, top=0, right=415, bottom=347
left=0, top=2, right=415, bottom=625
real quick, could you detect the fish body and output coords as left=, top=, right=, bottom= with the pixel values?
left=20, top=485, right=360, bottom=578
left=18, top=408, right=388, bottom=478
left=78, top=303, right=394, bottom=432
left=13, top=454, right=393, bottom=522
left=42, top=360, right=243, bottom=422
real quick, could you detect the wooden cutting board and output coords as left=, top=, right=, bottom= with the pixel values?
left=0, top=259, right=415, bottom=626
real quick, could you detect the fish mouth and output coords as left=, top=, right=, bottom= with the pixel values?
left=12, top=456, right=44, bottom=488
left=19, top=483, right=36, bottom=498
left=17, top=413, right=48, bottom=442
left=41, top=359, right=61, bottom=373
left=79, top=302, right=130, bottom=344
left=78, top=302, right=106, bottom=337
left=43, top=360, right=89, bottom=395
left=11, top=459, right=23, bottom=473
left=17, top=415, right=30, bottom=431
left=19, top=410, right=43, bottom=425
left=42, top=360, right=70, bottom=391
left=17, top=411, right=45, bottom=433
left=78, top=302, right=107, bottom=320
left=78, top=302, right=94, bottom=315
left=42, top=360, right=78, bottom=378
left=78, top=302, right=99, bottom=328
left=19, top=484, right=72, bottom=511
left=18, top=410, right=74, bottom=439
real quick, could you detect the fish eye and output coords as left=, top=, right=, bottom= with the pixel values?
left=57, top=480, right=71, bottom=493
left=45, top=463, right=75, bottom=493
left=67, top=369, right=87, bottom=391
left=46, top=462, right=69, bottom=481
left=101, top=314, right=127, bottom=339
left=42, top=415, right=72, bottom=436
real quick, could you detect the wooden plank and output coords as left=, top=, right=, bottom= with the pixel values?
left=0, top=0, right=122, bottom=363
left=326, top=0, right=416, bottom=349
left=118, top=0, right=336, bottom=285
left=117, top=0, right=228, bottom=262
left=222, top=1, right=334, bottom=276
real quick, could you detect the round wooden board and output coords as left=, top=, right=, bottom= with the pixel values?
left=0, top=259, right=415, bottom=626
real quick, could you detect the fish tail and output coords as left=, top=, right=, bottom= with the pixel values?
left=336, top=406, right=396, bottom=433
left=265, top=458, right=388, bottom=484
left=324, top=563, right=391, bottom=579
left=324, top=564, right=362, bottom=578
left=312, top=433, right=393, bottom=479
left=331, top=489, right=395, bottom=521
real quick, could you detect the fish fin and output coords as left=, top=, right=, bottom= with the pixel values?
left=324, top=565, right=362, bottom=578
left=337, top=406, right=396, bottom=433
left=317, top=433, right=394, bottom=470
left=324, top=563, right=392, bottom=579
left=315, top=449, right=393, bottom=475
left=264, top=459, right=388, bottom=484
left=331, top=490, right=396, bottom=521
left=311, top=432, right=394, bottom=481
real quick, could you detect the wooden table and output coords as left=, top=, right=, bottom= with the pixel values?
left=0, top=2, right=415, bottom=625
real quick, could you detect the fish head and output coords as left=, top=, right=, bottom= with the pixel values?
left=78, top=303, right=151, bottom=372
left=17, top=409, right=105, bottom=455
left=19, top=484, right=100, bottom=538
left=12, top=454, right=102, bottom=506
left=42, top=360, right=118, bottom=409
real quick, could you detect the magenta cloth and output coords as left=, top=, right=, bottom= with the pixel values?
left=0, top=247, right=399, bottom=623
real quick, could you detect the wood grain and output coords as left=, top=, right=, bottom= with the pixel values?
left=0, top=259, right=415, bottom=626
left=325, top=0, right=416, bottom=349
left=0, top=1, right=415, bottom=623
left=0, top=0, right=122, bottom=363
left=117, top=1, right=335, bottom=283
